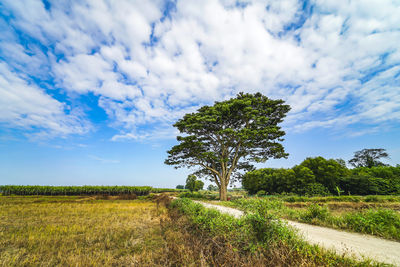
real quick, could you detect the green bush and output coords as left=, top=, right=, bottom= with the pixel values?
left=168, top=198, right=373, bottom=266
left=256, top=190, right=267, bottom=196
left=300, top=204, right=331, bottom=223
left=342, top=209, right=400, bottom=240
left=178, top=191, right=204, bottom=199
left=300, top=183, right=330, bottom=196
left=229, top=196, right=400, bottom=241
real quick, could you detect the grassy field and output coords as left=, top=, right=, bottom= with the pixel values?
left=0, top=196, right=174, bottom=266
left=0, top=195, right=391, bottom=266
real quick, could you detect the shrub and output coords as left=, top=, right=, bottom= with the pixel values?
left=300, top=204, right=331, bottom=223
left=178, top=191, right=204, bottom=199
left=257, top=190, right=267, bottom=196
left=299, top=183, right=330, bottom=196
left=343, top=209, right=400, bottom=240
left=167, top=198, right=372, bottom=266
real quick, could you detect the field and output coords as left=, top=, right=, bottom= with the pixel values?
left=0, top=196, right=174, bottom=266
left=1, top=194, right=387, bottom=266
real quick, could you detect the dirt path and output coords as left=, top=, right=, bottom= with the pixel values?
left=194, top=201, right=400, bottom=266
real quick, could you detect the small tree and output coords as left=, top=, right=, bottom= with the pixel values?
left=299, top=157, right=349, bottom=193
left=185, top=175, right=204, bottom=192
left=176, top=185, right=184, bottom=189
left=348, top=148, right=389, bottom=168
left=207, top=184, right=218, bottom=191
left=165, top=92, right=290, bottom=200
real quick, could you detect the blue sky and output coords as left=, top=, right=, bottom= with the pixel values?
left=0, top=0, right=399, bottom=188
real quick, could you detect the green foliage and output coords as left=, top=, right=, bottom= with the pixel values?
left=151, top=188, right=187, bottom=193
left=207, top=184, right=218, bottom=191
left=185, top=175, right=204, bottom=192
left=165, top=92, right=290, bottom=200
left=300, top=204, right=331, bottom=223
left=342, top=209, right=400, bottom=240
left=349, top=148, right=389, bottom=168
left=257, top=190, right=267, bottom=196
left=242, top=159, right=400, bottom=196
left=226, top=196, right=400, bottom=241
left=300, top=183, right=330, bottom=196
left=176, top=185, right=185, bottom=189
left=0, top=185, right=152, bottom=196
left=169, top=198, right=375, bottom=266
left=298, top=157, right=349, bottom=193
left=339, top=166, right=400, bottom=195
left=178, top=191, right=208, bottom=199
left=242, top=168, right=296, bottom=195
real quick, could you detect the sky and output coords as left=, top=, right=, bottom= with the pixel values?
left=0, top=0, right=399, bottom=188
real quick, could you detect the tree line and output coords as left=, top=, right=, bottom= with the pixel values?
left=242, top=154, right=399, bottom=196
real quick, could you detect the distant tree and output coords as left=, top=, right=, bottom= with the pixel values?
left=185, top=175, right=204, bottom=192
left=207, top=184, right=218, bottom=191
left=348, top=148, right=389, bottom=168
left=335, top=158, right=347, bottom=168
left=299, top=157, right=349, bottom=193
left=291, top=166, right=315, bottom=192
left=165, top=92, right=290, bottom=201
left=195, top=180, right=204, bottom=191
left=176, top=185, right=184, bottom=189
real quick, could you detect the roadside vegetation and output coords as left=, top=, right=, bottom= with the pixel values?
left=168, top=198, right=381, bottom=266
left=206, top=196, right=400, bottom=241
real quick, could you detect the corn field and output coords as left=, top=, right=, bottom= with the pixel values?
left=0, top=185, right=153, bottom=196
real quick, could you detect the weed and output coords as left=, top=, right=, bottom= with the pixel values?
left=168, top=198, right=380, bottom=266
left=300, top=204, right=331, bottom=223
left=342, top=209, right=400, bottom=240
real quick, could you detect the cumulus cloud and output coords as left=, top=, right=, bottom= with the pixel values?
left=0, top=62, right=90, bottom=138
left=0, top=0, right=399, bottom=140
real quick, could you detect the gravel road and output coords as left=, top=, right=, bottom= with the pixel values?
left=194, top=200, right=400, bottom=266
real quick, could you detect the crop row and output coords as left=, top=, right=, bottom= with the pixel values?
left=0, top=185, right=154, bottom=196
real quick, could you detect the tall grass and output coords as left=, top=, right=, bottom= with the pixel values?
left=224, top=197, right=400, bottom=241
left=168, top=198, right=379, bottom=266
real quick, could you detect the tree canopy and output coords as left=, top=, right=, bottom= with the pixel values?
left=348, top=148, right=389, bottom=168
left=165, top=92, right=290, bottom=200
left=185, top=175, right=204, bottom=192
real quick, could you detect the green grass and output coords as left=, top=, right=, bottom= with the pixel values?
left=211, top=197, right=400, bottom=241
left=170, top=198, right=382, bottom=266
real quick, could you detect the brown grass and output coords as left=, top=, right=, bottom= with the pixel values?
left=0, top=196, right=172, bottom=266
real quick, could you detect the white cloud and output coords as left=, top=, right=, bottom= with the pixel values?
left=0, top=62, right=90, bottom=138
left=0, top=0, right=399, bottom=140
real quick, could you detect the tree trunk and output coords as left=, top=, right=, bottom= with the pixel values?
left=219, top=179, right=228, bottom=201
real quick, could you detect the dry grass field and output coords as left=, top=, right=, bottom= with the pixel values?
left=0, top=196, right=171, bottom=266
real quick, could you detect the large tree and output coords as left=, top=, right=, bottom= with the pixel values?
left=348, top=148, right=389, bottom=168
left=164, top=92, right=290, bottom=200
